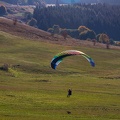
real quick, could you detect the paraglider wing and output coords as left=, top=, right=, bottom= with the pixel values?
left=51, top=54, right=73, bottom=69
left=81, top=53, right=95, bottom=67
left=51, top=50, right=95, bottom=69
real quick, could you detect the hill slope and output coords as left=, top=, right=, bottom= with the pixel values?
left=0, top=17, right=120, bottom=120
left=0, top=17, right=120, bottom=50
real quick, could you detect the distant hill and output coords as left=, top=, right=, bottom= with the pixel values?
left=1, top=0, right=120, bottom=5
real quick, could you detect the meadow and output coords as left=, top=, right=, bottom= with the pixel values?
left=0, top=31, right=120, bottom=120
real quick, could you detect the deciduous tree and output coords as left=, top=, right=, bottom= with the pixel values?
left=99, top=33, right=110, bottom=49
left=0, top=5, right=7, bottom=16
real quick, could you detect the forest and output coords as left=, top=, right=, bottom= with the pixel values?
left=1, top=0, right=120, bottom=41
left=33, top=3, right=120, bottom=41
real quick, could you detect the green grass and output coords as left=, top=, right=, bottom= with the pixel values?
left=0, top=31, right=120, bottom=120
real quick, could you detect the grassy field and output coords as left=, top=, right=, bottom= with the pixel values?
left=0, top=31, right=120, bottom=120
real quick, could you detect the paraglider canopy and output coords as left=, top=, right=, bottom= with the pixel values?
left=51, top=50, right=95, bottom=69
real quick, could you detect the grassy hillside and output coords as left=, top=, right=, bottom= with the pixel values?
left=0, top=31, right=120, bottom=120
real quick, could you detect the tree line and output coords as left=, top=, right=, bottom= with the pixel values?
left=33, top=3, right=120, bottom=41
